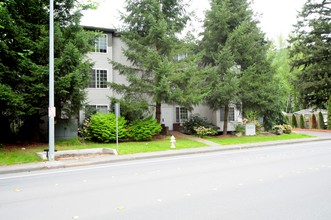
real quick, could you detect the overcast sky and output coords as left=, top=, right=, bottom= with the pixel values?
left=81, top=0, right=306, bottom=42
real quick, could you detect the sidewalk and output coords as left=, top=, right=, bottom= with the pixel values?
left=1, top=134, right=331, bottom=175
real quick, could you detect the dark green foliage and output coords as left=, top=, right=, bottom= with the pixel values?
left=311, top=114, right=317, bottom=129
left=318, top=112, right=325, bottom=129
left=292, top=115, right=298, bottom=128
left=289, top=0, right=331, bottom=108
left=200, top=0, right=279, bottom=134
left=183, top=114, right=216, bottom=135
left=127, top=116, right=162, bottom=141
left=111, top=0, right=203, bottom=123
left=0, top=0, right=93, bottom=142
left=87, top=113, right=128, bottom=143
left=300, top=114, right=305, bottom=129
left=110, top=97, right=150, bottom=123
left=328, top=96, right=331, bottom=130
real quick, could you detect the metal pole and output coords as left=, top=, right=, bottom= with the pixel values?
left=48, top=0, right=55, bottom=161
left=115, top=103, right=120, bottom=153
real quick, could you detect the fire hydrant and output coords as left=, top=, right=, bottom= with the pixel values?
left=170, top=135, right=176, bottom=149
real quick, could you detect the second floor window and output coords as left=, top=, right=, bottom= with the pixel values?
left=94, top=34, right=107, bottom=53
left=89, top=69, right=108, bottom=88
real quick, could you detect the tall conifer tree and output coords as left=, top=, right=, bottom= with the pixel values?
left=289, top=0, right=331, bottom=108
left=200, top=0, right=276, bottom=133
left=0, top=0, right=93, bottom=141
left=111, top=0, right=204, bottom=123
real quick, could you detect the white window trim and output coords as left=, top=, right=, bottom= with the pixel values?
left=220, top=107, right=235, bottom=122
left=89, top=68, right=109, bottom=89
left=175, top=106, right=189, bottom=123
left=94, top=34, right=108, bottom=54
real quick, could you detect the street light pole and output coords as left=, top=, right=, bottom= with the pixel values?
left=48, top=0, right=55, bottom=161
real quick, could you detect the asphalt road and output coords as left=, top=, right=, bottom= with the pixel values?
left=1, top=140, right=331, bottom=220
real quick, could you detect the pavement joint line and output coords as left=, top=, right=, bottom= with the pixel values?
left=0, top=137, right=331, bottom=175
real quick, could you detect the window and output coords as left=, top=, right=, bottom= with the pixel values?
left=176, top=107, right=188, bottom=123
left=85, top=105, right=108, bottom=118
left=94, top=34, right=107, bottom=53
left=89, top=69, right=108, bottom=88
left=220, top=107, right=235, bottom=121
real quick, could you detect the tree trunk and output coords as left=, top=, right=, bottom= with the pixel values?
left=223, top=105, right=229, bottom=135
left=155, top=102, right=161, bottom=124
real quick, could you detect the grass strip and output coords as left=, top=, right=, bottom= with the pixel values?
left=204, top=133, right=313, bottom=145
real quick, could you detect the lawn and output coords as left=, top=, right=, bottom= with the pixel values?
left=204, top=133, right=313, bottom=145
left=0, top=136, right=205, bottom=165
left=0, top=133, right=314, bottom=165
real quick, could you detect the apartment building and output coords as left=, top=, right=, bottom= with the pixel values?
left=82, top=26, right=242, bottom=132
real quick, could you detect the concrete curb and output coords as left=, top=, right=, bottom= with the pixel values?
left=1, top=137, right=331, bottom=175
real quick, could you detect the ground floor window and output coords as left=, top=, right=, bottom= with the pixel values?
left=220, top=107, right=235, bottom=121
left=176, top=107, right=188, bottom=123
left=85, top=105, right=108, bottom=117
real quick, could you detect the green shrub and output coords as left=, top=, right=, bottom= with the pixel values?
left=194, top=126, right=218, bottom=138
left=311, top=114, right=317, bottom=129
left=127, top=116, right=162, bottom=141
left=291, top=115, right=298, bottom=128
left=183, top=114, right=216, bottom=135
left=318, top=112, right=325, bottom=129
left=235, top=124, right=245, bottom=134
left=272, top=125, right=284, bottom=135
left=300, top=114, right=305, bottom=128
left=88, top=112, right=128, bottom=143
left=282, top=124, right=292, bottom=134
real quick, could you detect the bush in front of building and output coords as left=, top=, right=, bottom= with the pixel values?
left=194, top=126, right=218, bottom=138
left=127, top=116, right=162, bottom=141
left=272, top=125, right=284, bottom=135
left=282, top=124, right=293, bottom=134
left=183, top=114, right=216, bottom=135
left=87, top=112, right=128, bottom=143
left=272, top=124, right=292, bottom=135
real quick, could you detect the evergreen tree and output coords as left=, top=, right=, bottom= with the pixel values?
left=111, top=0, right=204, bottom=123
left=289, top=0, right=331, bottom=109
left=0, top=0, right=93, bottom=142
left=268, top=38, right=301, bottom=113
left=300, top=114, right=305, bottom=128
left=292, top=115, right=298, bottom=128
left=200, top=0, right=277, bottom=133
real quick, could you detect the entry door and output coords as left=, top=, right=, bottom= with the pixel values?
left=161, top=107, right=173, bottom=130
